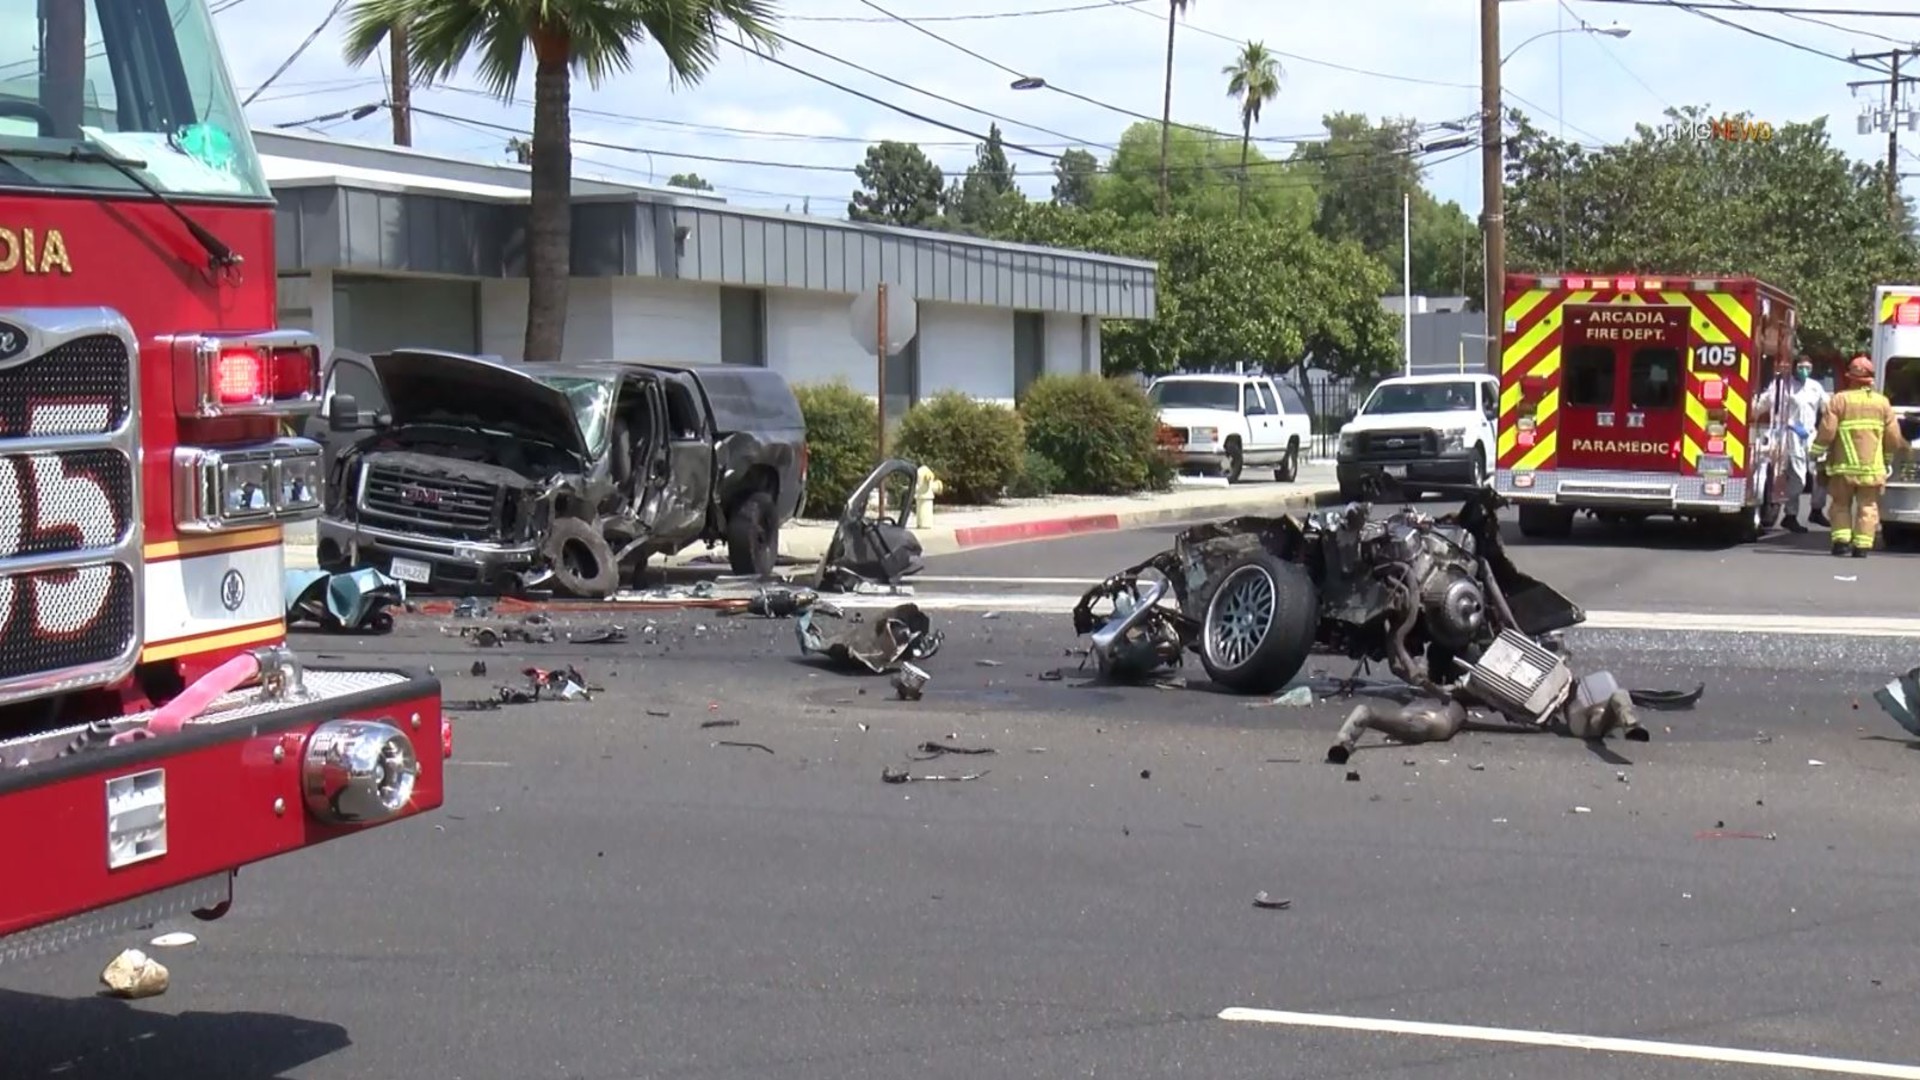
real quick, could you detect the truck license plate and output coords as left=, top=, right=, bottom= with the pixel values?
left=389, top=557, right=432, bottom=584
left=1384, top=465, right=1407, bottom=479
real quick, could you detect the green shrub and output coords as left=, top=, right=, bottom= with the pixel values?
left=794, top=380, right=877, bottom=518
left=1005, top=449, right=1066, bottom=499
left=1019, top=374, right=1162, bottom=495
left=895, top=391, right=1026, bottom=505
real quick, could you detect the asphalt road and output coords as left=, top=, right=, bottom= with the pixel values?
left=5, top=599, right=1919, bottom=1080
left=919, top=496, right=1919, bottom=619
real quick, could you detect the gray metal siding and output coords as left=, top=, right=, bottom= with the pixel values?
left=270, top=181, right=1157, bottom=319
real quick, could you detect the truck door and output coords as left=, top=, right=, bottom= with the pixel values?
left=1557, top=303, right=1690, bottom=473
left=652, top=375, right=715, bottom=541
left=307, top=350, right=388, bottom=478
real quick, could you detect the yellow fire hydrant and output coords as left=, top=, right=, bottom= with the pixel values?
left=914, top=465, right=942, bottom=529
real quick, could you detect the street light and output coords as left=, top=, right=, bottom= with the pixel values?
left=1010, top=77, right=1047, bottom=91
left=1501, top=22, right=1630, bottom=66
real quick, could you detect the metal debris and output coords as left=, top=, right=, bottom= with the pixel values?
left=892, top=662, right=930, bottom=700
left=909, top=741, right=995, bottom=760
left=1251, top=892, right=1292, bottom=910
left=881, top=767, right=989, bottom=783
left=1873, top=666, right=1920, bottom=738
left=285, top=567, right=404, bottom=634
left=700, top=719, right=739, bottom=729
left=796, top=602, right=943, bottom=674
left=715, top=740, right=774, bottom=754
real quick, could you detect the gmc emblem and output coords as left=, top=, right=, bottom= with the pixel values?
left=1385, top=438, right=1408, bottom=447
left=401, top=485, right=441, bottom=506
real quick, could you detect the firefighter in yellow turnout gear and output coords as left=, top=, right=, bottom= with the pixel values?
left=1810, top=356, right=1910, bottom=558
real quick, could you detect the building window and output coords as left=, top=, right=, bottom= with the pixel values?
left=1013, top=311, right=1045, bottom=401
left=720, top=287, right=766, bottom=366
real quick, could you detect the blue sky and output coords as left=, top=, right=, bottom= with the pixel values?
left=225, top=0, right=1920, bottom=217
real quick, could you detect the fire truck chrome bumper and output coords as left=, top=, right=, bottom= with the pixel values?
left=302, top=718, right=421, bottom=825
left=1882, top=482, right=1920, bottom=524
left=0, top=873, right=232, bottom=969
left=174, top=438, right=325, bottom=533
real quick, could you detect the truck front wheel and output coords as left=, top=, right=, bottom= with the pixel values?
left=728, top=491, right=779, bottom=577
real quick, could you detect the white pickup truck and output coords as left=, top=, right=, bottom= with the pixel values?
left=1148, top=373, right=1313, bottom=483
left=1336, top=373, right=1500, bottom=500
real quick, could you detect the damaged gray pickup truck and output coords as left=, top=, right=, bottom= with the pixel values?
left=308, top=350, right=807, bottom=598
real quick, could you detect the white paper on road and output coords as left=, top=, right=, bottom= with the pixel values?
left=1219, top=1006, right=1920, bottom=1078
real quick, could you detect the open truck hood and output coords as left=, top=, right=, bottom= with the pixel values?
left=370, top=349, right=590, bottom=459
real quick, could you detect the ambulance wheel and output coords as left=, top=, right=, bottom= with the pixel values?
left=1517, top=504, right=1575, bottom=539
left=1757, top=476, right=1781, bottom=529
left=1714, top=502, right=1762, bottom=544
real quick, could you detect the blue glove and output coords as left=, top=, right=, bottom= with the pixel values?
left=1790, top=420, right=1809, bottom=440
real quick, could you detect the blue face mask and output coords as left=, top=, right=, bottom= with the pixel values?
left=1795, top=365, right=1812, bottom=379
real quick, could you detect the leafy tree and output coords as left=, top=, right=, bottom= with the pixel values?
left=1222, top=41, right=1281, bottom=219
left=1503, top=104, right=1920, bottom=355
left=668, top=172, right=713, bottom=190
left=1094, top=122, right=1315, bottom=228
left=945, top=124, right=1026, bottom=234
left=849, top=140, right=945, bottom=228
left=343, top=0, right=779, bottom=363
left=1051, top=148, right=1099, bottom=209
left=1156, top=0, right=1198, bottom=216
left=990, top=203, right=1399, bottom=379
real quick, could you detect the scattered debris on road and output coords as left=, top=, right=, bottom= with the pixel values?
left=148, top=931, right=197, bottom=948
left=285, top=567, right=404, bottom=634
left=809, top=459, right=929, bottom=594
left=1251, top=892, right=1292, bottom=910
left=892, top=662, right=929, bottom=700
left=909, top=741, right=995, bottom=760
left=1873, top=666, right=1920, bottom=738
left=100, top=948, right=169, bottom=999
left=700, top=719, right=739, bottom=729
left=881, top=767, right=989, bottom=783
left=797, top=602, right=943, bottom=674
left=715, top=740, right=774, bottom=754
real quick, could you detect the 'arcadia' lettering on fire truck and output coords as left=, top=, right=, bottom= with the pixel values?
left=1579, top=307, right=1677, bottom=344
left=1570, top=439, right=1671, bottom=454
left=0, top=227, right=73, bottom=275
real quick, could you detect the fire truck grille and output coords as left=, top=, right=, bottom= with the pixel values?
left=0, top=450, right=133, bottom=558
left=0, top=334, right=133, bottom=435
left=360, top=464, right=504, bottom=540
left=0, top=564, right=137, bottom=681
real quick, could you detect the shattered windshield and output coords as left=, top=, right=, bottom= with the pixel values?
left=1362, top=382, right=1479, bottom=415
left=536, top=376, right=616, bottom=456
left=0, top=0, right=270, bottom=199
left=1150, top=381, right=1240, bottom=409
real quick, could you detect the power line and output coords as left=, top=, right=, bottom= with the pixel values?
left=1096, top=0, right=1479, bottom=89
left=241, top=0, right=349, bottom=106
left=786, top=0, right=1153, bottom=22
left=1557, top=0, right=1673, bottom=108
left=403, top=104, right=1479, bottom=185
left=754, top=32, right=1115, bottom=152
left=1571, top=0, right=1920, bottom=17
left=1713, top=0, right=1912, bottom=43
left=1614, top=0, right=1867, bottom=66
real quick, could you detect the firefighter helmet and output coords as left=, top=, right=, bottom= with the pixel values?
left=1846, top=355, right=1875, bottom=384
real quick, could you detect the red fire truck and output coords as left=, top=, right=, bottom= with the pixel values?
left=0, top=0, right=446, bottom=966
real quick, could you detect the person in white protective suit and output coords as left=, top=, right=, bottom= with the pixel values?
left=1753, top=353, right=1830, bottom=532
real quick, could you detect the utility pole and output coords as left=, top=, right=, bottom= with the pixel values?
left=1478, top=0, right=1503, bottom=375
left=389, top=24, right=412, bottom=146
left=1849, top=47, right=1919, bottom=215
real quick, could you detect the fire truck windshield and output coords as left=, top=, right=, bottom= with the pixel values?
left=0, top=0, right=268, bottom=200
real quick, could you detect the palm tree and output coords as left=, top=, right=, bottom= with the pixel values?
left=1223, top=42, right=1280, bottom=219
left=342, top=0, right=781, bottom=362
left=1157, top=0, right=1194, bottom=218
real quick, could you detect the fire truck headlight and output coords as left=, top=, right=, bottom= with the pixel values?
left=276, top=454, right=324, bottom=514
left=220, top=458, right=275, bottom=517
left=302, top=719, right=421, bottom=825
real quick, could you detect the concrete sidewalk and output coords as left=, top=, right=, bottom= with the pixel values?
left=283, top=463, right=1339, bottom=570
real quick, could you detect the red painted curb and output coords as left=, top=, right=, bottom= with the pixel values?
left=951, top=512, right=1124, bottom=549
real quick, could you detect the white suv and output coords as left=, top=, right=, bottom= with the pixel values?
left=1148, top=373, right=1313, bottom=483
left=1336, top=374, right=1499, bottom=500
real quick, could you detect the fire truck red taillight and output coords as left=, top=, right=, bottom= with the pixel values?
left=214, top=349, right=266, bottom=403
left=177, top=333, right=324, bottom=418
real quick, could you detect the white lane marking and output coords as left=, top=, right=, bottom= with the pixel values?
left=914, top=575, right=1100, bottom=586
left=795, top=592, right=1920, bottom=637
left=1217, top=1007, right=1920, bottom=1078
left=451, top=760, right=512, bottom=767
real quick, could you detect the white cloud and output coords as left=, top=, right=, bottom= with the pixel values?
left=221, top=0, right=1918, bottom=215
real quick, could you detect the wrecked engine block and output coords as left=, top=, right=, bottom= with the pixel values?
left=1074, top=491, right=1591, bottom=730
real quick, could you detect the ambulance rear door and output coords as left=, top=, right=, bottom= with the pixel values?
left=1873, top=286, right=1920, bottom=534
left=1556, top=301, right=1690, bottom=473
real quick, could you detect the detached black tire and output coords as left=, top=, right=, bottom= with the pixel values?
left=727, top=491, right=779, bottom=577
left=545, top=517, right=620, bottom=599
left=1197, top=551, right=1319, bottom=695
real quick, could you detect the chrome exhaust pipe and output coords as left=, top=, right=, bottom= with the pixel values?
left=1089, top=578, right=1170, bottom=662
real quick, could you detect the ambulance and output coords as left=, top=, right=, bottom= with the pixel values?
left=1492, top=272, right=1795, bottom=541
left=1869, top=285, right=1920, bottom=545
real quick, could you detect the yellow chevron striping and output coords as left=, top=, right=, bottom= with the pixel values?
left=1726, top=431, right=1746, bottom=469
left=1705, top=291, right=1753, bottom=335
left=1504, top=288, right=1556, bottom=330
left=1683, top=434, right=1701, bottom=468
left=1685, top=395, right=1708, bottom=431
left=1516, top=430, right=1556, bottom=471
left=1502, top=290, right=1596, bottom=371
left=1724, top=388, right=1748, bottom=425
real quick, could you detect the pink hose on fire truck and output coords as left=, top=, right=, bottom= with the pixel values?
left=110, top=652, right=262, bottom=744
